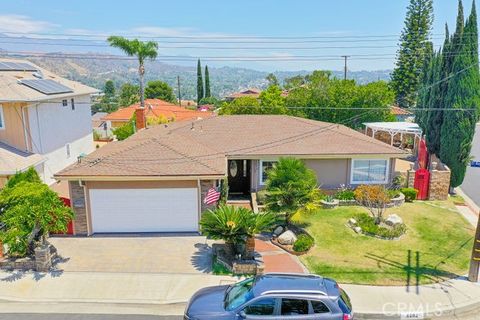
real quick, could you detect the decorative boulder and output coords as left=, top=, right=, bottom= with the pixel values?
left=273, top=226, right=284, bottom=237
left=278, top=230, right=297, bottom=245
left=354, top=226, right=362, bottom=233
left=385, top=214, right=403, bottom=226
left=348, top=218, right=357, bottom=226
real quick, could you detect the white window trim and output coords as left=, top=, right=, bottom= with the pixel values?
left=350, top=158, right=390, bottom=185
left=259, top=159, right=277, bottom=186
left=0, top=105, right=4, bottom=130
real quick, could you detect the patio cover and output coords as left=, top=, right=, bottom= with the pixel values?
left=363, top=122, right=423, bottom=148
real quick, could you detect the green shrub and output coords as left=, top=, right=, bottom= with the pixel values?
left=392, top=175, right=406, bottom=188
left=400, top=188, right=418, bottom=202
left=335, top=189, right=355, bottom=200
left=387, top=189, right=401, bottom=199
left=256, top=190, right=267, bottom=205
left=355, top=213, right=406, bottom=239
left=293, top=234, right=314, bottom=252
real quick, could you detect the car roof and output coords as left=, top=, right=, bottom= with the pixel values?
left=252, top=273, right=337, bottom=298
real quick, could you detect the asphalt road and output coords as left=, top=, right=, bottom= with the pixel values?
left=0, top=315, right=182, bottom=320
left=461, top=123, right=480, bottom=206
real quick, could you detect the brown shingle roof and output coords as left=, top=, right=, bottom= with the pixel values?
left=55, top=115, right=406, bottom=179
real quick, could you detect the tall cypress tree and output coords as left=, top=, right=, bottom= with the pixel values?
left=440, top=0, right=480, bottom=188
left=204, top=65, right=211, bottom=98
left=391, top=0, right=434, bottom=108
left=197, top=59, right=204, bottom=102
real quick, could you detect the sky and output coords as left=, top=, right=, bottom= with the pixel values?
left=0, top=0, right=474, bottom=72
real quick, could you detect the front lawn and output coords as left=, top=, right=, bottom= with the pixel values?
left=296, top=201, right=475, bottom=285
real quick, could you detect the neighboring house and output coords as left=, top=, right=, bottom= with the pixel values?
left=102, top=99, right=212, bottom=130
left=391, top=105, right=414, bottom=122
left=0, top=59, right=98, bottom=186
left=55, top=115, right=406, bottom=235
left=92, top=112, right=110, bottom=139
left=226, top=88, right=262, bottom=101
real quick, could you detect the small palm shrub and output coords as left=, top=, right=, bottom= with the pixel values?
left=355, top=213, right=406, bottom=239
left=200, top=205, right=247, bottom=245
left=400, top=188, right=418, bottom=202
left=293, top=234, right=314, bottom=252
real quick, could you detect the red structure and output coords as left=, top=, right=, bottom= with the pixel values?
left=418, top=139, right=429, bottom=169
left=414, top=168, right=430, bottom=200
left=52, top=197, right=74, bottom=235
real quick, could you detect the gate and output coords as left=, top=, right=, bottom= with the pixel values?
left=414, top=168, right=430, bottom=200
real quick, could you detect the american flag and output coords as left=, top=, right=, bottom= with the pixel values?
left=204, top=187, right=221, bottom=205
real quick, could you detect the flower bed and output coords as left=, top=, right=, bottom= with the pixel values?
left=348, top=213, right=406, bottom=240
left=271, top=225, right=315, bottom=255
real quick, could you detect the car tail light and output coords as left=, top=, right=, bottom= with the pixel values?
left=343, top=314, right=353, bottom=320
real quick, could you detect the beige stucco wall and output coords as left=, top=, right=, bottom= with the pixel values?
left=304, top=159, right=350, bottom=188
left=0, top=102, right=29, bottom=151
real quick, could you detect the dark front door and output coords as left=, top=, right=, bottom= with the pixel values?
left=228, top=160, right=251, bottom=194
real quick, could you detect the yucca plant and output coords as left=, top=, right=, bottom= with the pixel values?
left=243, top=210, right=278, bottom=258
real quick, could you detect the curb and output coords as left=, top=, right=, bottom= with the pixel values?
left=456, top=187, right=480, bottom=215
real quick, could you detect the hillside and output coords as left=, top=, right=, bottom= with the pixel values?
left=5, top=54, right=392, bottom=99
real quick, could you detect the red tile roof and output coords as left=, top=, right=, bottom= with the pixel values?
left=102, top=99, right=212, bottom=122
left=391, top=105, right=412, bottom=116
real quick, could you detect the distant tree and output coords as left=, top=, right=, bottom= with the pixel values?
left=259, top=85, right=287, bottom=114
left=112, top=121, right=135, bottom=141
left=107, top=36, right=158, bottom=109
left=104, top=80, right=115, bottom=97
left=266, top=73, right=279, bottom=86
left=219, top=97, right=261, bottom=115
left=145, top=80, right=175, bottom=103
left=197, top=59, right=204, bottom=102
left=284, top=75, right=306, bottom=90
left=198, top=96, right=218, bottom=105
left=204, top=65, right=211, bottom=98
left=118, top=83, right=140, bottom=107
left=391, top=0, right=434, bottom=108
left=440, top=0, right=480, bottom=188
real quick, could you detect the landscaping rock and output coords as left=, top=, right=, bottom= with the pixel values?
left=278, top=230, right=297, bottom=245
left=385, top=214, right=403, bottom=226
left=348, top=218, right=357, bottom=226
left=354, top=226, right=362, bottom=233
left=273, top=226, right=284, bottom=237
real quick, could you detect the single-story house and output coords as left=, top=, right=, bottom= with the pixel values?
left=55, top=115, right=406, bottom=235
left=102, top=99, right=212, bottom=130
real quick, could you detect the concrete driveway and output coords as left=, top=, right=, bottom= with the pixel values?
left=49, top=235, right=214, bottom=274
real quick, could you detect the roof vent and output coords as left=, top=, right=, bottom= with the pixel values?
left=32, top=71, right=44, bottom=79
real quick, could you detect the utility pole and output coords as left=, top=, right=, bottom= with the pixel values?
left=468, top=213, right=480, bottom=282
left=341, top=55, right=350, bottom=80
left=177, top=75, right=181, bottom=106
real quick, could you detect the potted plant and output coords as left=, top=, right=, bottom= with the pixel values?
left=320, top=195, right=339, bottom=209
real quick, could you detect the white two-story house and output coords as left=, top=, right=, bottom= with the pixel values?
left=0, top=59, right=98, bottom=186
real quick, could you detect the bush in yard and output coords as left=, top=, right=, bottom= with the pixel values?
left=293, top=234, right=314, bottom=252
left=5, top=167, right=41, bottom=189
left=112, top=121, right=135, bottom=141
left=354, top=185, right=390, bottom=225
left=0, top=171, right=74, bottom=257
left=335, top=186, right=355, bottom=200
left=355, top=213, right=406, bottom=239
left=265, top=157, right=319, bottom=224
left=400, top=188, right=418, bottom=202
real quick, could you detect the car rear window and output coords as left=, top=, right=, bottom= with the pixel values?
left=338, top=289, right=352, bottom=313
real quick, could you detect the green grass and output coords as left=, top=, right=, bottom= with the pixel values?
left=212, top=256, right=232, bottom=275
left=295, top=201, right=475, bottom=285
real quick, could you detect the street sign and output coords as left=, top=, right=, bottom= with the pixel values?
left=470, top=160, right=480, bottom=167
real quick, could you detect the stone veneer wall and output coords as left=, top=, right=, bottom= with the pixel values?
left=428, top=164, right=451, bottom=201
left=200, top=179, right=217, bottom=213
left=69, top=181, right=88, bottom=235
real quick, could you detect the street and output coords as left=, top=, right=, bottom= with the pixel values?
left=461, top=123, right=480, bottom=206
left=0, top=315, right=181, bottom=320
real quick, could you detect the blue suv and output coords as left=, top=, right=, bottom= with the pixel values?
left=184, top=273, right=353, bottom=319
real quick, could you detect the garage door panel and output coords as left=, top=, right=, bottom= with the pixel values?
left=89, top=188, right=198, bottom=233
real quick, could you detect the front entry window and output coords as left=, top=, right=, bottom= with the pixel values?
left=229, top=160, right=238, bottom=177
left=259, top=160, right=276, bottom=185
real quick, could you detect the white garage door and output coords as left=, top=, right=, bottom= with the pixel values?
left=89, top=188, right=199, bottom=233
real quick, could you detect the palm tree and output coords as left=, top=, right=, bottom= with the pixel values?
left=107, top=36, right=158, bottom=109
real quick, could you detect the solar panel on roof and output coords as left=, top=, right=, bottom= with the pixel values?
left=20, top=79, right=73, bottom=95
left=0, top=61, right=37, bottom=71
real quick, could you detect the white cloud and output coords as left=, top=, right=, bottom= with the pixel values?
left=0, top=15, right=57, bottom=34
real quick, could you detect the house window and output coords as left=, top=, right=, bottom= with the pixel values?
left=71, top=98, right=75, bottom=111
left=351, top=159, right=389, bottom=184
left=66, top=143, right=71, bottom=158
left=0, top=105, right=4, bottom=130
left=259, top=160, right=277, bottom=185
left=62, top=99, right=68, bottom=107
